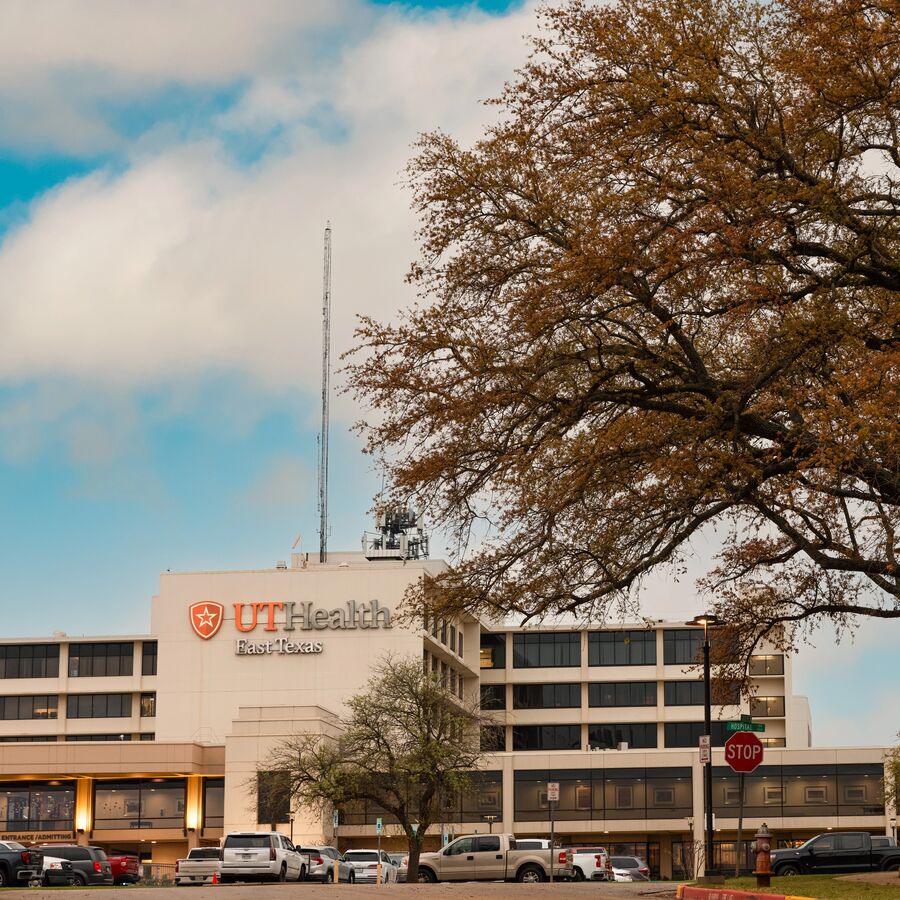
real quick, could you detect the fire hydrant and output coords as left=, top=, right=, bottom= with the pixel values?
left=753, top=823, right=774, bottom=888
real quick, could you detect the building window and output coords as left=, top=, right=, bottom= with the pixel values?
left=589, top=631, right=656, bottom=666
left=139, top=733, right=155, bottom=741
left=0, top=695, right=58, bottom=720
left=512, top=683, right=580, bottom=709
left=663, top=630, right=703, bottom=665
left=94, top=778, right=185, bottom=829
left=480, top=633, right=506, bottom=669
left=458, top=630, right=464, bottom=658
left=460, top=771, right=502, bottom=822
left=664, top=721, right=729, bottom=747
left=440, top=620, right=448, bottom=645
left=589, top=681, right=657, bottom=707
left=0, top=781, right=75, bottom=831
left=66, top=693, right=132, bottom=718
left=588, top=723, right=657, bottom=749
left=0, top=735, right=58, bottom=742
left=760, top=737, right=786, bottom=748
left=203, top=777, right=225, bottom=829
left=480, top=684, right=506, bottom=711
left=257, top=772, right=291, bottom=826
left=449, top=625, right=457, bottom=653
left=480, top=725, right=506, bottom=752
left=140, top=693, right=156, bottom=718
left=750, top=696, right=785, bottom=717
left=0, top=645, right=60, bottom=679
left=512, top=633, right=580, bottom=668
left=664, top=681, right=705, bottom=706
left=68, top=643, right=134, bottom=677
left=66, top=734, right=132, bottom=741
left=141, top=641, right=158, bottom=676
left=512, top=725, right=581, bottom=751
left=748, top=654, right=784, bottom=676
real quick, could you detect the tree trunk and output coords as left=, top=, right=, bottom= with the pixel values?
left=405, top=829, right=426, bottom=884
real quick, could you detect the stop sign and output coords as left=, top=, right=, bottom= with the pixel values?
left=724, top=731, right=764, bottom=773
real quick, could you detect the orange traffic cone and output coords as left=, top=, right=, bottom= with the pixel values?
left=211, top=871, right=218, bottom=886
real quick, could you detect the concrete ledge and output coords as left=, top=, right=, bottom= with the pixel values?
left=676, top=885, right=816, bottom=900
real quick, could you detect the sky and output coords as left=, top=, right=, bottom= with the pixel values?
left=0, top=0, right=893, bottom=749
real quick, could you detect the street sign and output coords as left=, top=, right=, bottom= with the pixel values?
left=699, top=734, right=711, bottom=764
left=375, top=817, right=383, bottom=834
left=547, top=782, right=560, bottom=802
left=724, top=730, right=764, bottom=774
left=333, top=809, right=340, bottom=829
left=727, top=721, right=766, bottom=733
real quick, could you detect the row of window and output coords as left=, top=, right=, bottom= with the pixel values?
left=0, top=733, right=155, bottom=742
left=423, top=653, right=465, bottom=699
left=336, top=764, right=882, bottom=826
left=481, top=632, right=781, bottom=670
left=0, top=693, right=156, bottom=720
left=0, top=777, right=223, bottom=832
left=424, top=615, right=464, bottom=659
left=481, top=681, right=753, bottom=710
left=481, top=722, right=787, bottom=752
left=0, top=642, right=158, bottom=680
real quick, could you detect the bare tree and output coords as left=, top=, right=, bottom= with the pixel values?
left=262, top=655, right=485, bottom=883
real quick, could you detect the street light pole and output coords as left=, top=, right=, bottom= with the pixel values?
left=687, top=613, right=722, bottom=878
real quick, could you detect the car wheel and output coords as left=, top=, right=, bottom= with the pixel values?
left=573, top=867, right=585, bottom=882
left=73, top=873, right=88, bottom=886
left=517, top=865, right=546, bottom=883
left=0, top=868, right=7, bottom=889
left=885, top=862, right=900, bottom=873
left=348, top=871, right=355, bottom=884
left=297, top=864, right=306, bottom=882
left=777, top=864, right=801, bottom=877
left=417, top=868, right=436, bottom=883
left=276, top=863, right=287, bottom=883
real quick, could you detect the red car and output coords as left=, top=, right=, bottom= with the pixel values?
left=106, top=853, right=141, bottom=885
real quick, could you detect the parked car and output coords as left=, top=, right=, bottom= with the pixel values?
left=417, top=833, right=574, bottom=883
left=34, top=845, right=113, bottom=886
left=220, top=832, right=309, bottom=883
left=175, top=846, right=222, bottom=886
left=107, top=851, right=142, bottom=885
left=568, top=846, right=612, bottom=881
left=771, top=832, right=900, bottom=876
left=297, top=845, right=356, bottom=883
left=388, top=852, right=408, bottom=882
left=343, top=849, right=399, bottom=883
left=610, top=855, right=650, bottom=881
left=0, top=841, right=44, bottom=887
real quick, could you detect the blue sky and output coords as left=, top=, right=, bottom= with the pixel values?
left=0, top=0, right=893, bottom=748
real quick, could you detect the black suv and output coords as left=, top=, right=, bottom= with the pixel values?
left=35, top=845, right=113, bottom=886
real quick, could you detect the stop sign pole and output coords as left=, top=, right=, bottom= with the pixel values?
left=725, top=731, right=764, bottom=877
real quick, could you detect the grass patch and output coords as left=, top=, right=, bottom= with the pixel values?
left=716, top=874, right=900, bottom=898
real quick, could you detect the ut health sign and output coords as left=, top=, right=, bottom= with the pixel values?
left=724, top=731, right=764, bottom=774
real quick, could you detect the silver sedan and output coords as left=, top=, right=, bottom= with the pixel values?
left=297, top=846, right=356, bottom=884
left=343, top=849, right=399, bottom=883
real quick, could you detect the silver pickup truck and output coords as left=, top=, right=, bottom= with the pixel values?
left=417, top=833, right=574, bottom=883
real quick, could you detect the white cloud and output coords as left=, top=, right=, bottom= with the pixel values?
left=0, top=3, right=537, bottom=415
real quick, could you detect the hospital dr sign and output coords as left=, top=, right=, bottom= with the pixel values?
left=188, top=600, right=392, bottom=656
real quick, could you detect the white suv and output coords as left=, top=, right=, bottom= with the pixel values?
left=220, top=832, right=308, bottom=883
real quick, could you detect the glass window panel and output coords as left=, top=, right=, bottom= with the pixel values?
left=750, top=696, right=785, bottom=717
left=664, top=722, right=729, bottom=748
left=461, top=771, right=502, bottom=821
left=480, top=634, right=505, bottom=669
left=664, top=681, right=705, bottom=706
left=480, top=685, right=506, bottom=710
left=588, top=631, right=656, bottom=666
left=748, top=655, right=784, bottom=676
left=512, top=683, right=580, bottom=709
left=604, top=770, right=646, bottom=819
left=512, top=633, right=580, bottom=668
left=837, top=765, right=884, bottom=816
left=589, top=682, right=656, bottom=707
left=141, top=642, right=158, bottom=676
left=480, top=725, right=505, bottom=752
left=781, top=766, right=837, bottom=816
left=663, top=630, right=703, bottom=665
left=140, top=693, right=156, bottom=717
left=512, top=725, right=581, bottom=751
left=588, top=723, right=656, bottom=749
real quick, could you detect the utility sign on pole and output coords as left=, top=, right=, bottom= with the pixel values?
left=699, top=734, right=711, bottom=764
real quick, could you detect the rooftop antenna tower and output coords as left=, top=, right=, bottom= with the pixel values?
left=318, top=222, right=332, bottom=563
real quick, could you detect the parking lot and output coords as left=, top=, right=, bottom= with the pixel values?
left=16, top=884, right=679, bottom=899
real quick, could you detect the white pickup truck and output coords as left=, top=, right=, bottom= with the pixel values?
left=417, top=833, right=574, bottom=883
left=568, top=846, right=612, bottom=881
left=174, top=847, right=221, bottom=886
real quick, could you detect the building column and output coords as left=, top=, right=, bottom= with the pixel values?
left=75, top=777, right=93, bottom=845
left=502, top=756, right=515, bottom=832
left=185, top=776, right=202, bottom=848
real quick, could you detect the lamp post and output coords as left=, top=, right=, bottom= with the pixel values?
left=482, top=814, right=498, bottom=834
left=686, top=612, right=722, bottom=878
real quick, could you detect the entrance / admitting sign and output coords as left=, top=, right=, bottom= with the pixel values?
left=724, top=730, right=764, bottom=773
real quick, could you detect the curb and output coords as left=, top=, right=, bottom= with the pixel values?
left=675, top=886, right=816, bottom=900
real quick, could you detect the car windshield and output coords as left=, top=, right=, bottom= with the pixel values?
left=611, top=857, right=640, bottom=867
left=224, top=836, right=271, bottom=848
left=345, top=852, right=379, bottom=862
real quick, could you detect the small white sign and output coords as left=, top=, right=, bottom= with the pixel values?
left=547, top=782, right=560, bottom=802
left=333, top=810, right=340, bottom=829
left=699, top=734, right=711, bottom=764
left=375, top=817, right=383, bottom=834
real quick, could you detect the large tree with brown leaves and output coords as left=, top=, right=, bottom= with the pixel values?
left=347, top=0, right=900, bottom=664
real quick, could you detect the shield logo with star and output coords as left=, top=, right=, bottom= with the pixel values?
left=189, top=602, right=224, bottom=640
